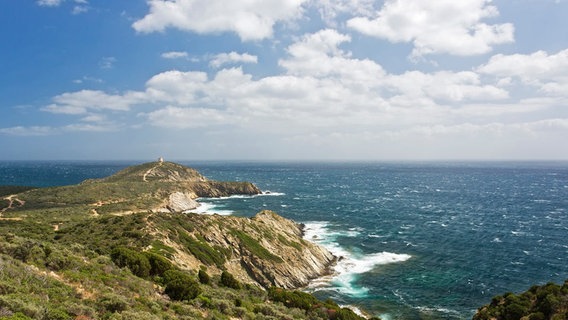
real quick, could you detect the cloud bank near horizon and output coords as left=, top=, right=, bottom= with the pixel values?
left=2, top=0, right=567, bottom=160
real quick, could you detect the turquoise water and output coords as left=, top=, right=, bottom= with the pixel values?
left=1, top=161, right=567, bottom=319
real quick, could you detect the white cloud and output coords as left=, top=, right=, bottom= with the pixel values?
left=311, top=0, right=376, bottom=25
left=209, top=52, right=258, bottom=68
left=144, top=70, right=209, bottom=106
left=132, top=0, right=307, bottom=41
left=144, top=106, right=232, bottom=129
left=99, top=57, right=117, bottom=69
left=477, top=49, right=568, bottom=95
left=386, top=70, right=509, bottom=102
left=72, top=5, right=89, bottom=14
left=0, top=126, right=55, bottom=136
left=31, top=28, right=567, bottom=159
left=161, top=51, right=189, bottom=59
left=42, top=90, right=145, bottom=115
left=37, top=0, right=63, bottom=7
left=347, top=0, right=514, bottom=57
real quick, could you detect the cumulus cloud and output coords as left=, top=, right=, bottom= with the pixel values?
left=312, top=0, right=376, bottom=25
left=144, top=106, right=232, bottom=129
left=0, top=126, right=55, bottom=136
left=477, top=49, right=568, bottom=95
left=32, top=28, right=567, bottom=159
left=161, top=51, right=189, bottom=59
left=37, top=0, right=63, bottom=7
left=209, top=52, right=258, bottom=68
left=347, top=0, right=514, bottom=57
left=132, top=0, right=307, bottom=41
left=42, top=90, right=145, bottom=115
left=99, top=57, right=117, bottom=69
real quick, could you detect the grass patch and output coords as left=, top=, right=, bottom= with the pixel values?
left=278, top=234, right=302, bottom=251
left=179, top=233, right=226, bottom=267
left=230, top=229, right=283, bottom=263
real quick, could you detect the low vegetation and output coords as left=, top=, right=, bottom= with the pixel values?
left=474, top=281, right=568, bottom=320
left=0, top=233, right=372, bottom=320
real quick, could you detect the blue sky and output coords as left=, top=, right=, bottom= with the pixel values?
left=1, top=0, right=568, bottom=160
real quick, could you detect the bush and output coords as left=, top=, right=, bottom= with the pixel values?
left=0, top=312, right=33, bottom=320
left=219, top=271, right=241, bottom=290
left=110, top=247, right=151, bottom=278
left=162, top=270, right=201, bottom=301
left=46, top=308, right=71, bottom=320
left=98, top=293, right=128, bottom=313
left=198, top=269, right=210, bottom=285
left=474, top=280, right=568, bottom=320
left=268, top=287, right=319, bottom=311
left=143, top=252, right=174, bottom=277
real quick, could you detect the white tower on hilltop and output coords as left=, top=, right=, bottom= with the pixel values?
left=158, top=157, right=164, bottom=163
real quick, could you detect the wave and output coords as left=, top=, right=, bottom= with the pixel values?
left=198, top=190, right=285, bottom=201
left=303, top=221, right=411, bottom=298
left=185, top=201, right=234, bottom=216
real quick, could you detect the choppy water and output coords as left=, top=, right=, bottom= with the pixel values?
left=1, top=161, right=567, bottom=319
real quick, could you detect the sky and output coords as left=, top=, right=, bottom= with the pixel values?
left=1, top=0, right=568, bottom=161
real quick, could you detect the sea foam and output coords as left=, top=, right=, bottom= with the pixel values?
left=186, top=201, right=235, bottom=216
left=303, top=221, right=411, bottom=298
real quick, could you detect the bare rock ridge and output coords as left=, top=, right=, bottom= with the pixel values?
left=149, top=210, right=336, bottom=289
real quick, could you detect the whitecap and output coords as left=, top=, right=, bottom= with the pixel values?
left=415, top=306, right=462, bottom=317
left=186, top=201, right=234, bottom=216
left=261, top=190, right=286, bottom=196
left=492, top=237, right=502, bottom=243
left=198, top=191, right=285, bottom=201
left=303, top=221, right=411, bottom=298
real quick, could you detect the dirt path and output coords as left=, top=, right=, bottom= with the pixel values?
left=142, top=161, right=163, bottom=182
left=1, top=194, right=25, bottom=215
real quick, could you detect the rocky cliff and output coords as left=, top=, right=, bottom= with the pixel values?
left=146, top=210, right=336, bottom=289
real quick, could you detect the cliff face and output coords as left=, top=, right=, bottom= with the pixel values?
left=149, top=210, right=336, bottom=289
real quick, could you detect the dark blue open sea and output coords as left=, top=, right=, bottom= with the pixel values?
left=1, top=161, right=567, bottom=319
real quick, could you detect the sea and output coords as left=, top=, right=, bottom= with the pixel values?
left=1, top=160, right=567, bottom=320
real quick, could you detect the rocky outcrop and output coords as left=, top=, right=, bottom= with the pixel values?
left=150, top=210, right=336, bottom=289
left=164, top=192, right=200, bottom=212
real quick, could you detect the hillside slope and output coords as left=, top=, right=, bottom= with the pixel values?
left=0, top=161, right=335, bottom=290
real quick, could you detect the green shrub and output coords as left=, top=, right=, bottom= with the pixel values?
left=110, top=247, right=151, bottom=278
left=268, top=287, right=319, bottom=311
left=219, top=271, right=241, bottom=290
left=474, top=280, right=568, bottom=320
left=143, top=252, right=174, bottom=276
left=0, top=312, right=33, bottom=320
left=46, top=308, right=71, bottom=320
left=198, top=269, right=210, bottom=285
left=162, top=270, right=201, bottom=301
left=98, top=293, right=128, bottom=313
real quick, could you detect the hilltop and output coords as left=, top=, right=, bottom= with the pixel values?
left=0, top=161, right=371, bottom=320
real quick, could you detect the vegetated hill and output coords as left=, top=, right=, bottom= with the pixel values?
left=1, top=161, right=261, bottom=219
left=474, top=281, right=568, bottom=320
left=0, top=161, right=372, bottom=320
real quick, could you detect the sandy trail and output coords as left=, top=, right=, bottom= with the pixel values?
left=1, top=194, right=25, bottom=214
left=142, top=161, right=163, bottom=182
left=0, top=195, right=26, bottom=220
